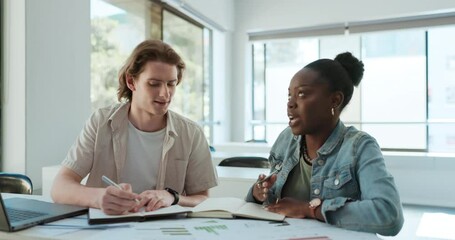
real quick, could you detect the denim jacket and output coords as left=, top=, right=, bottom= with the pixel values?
left=246, top=121, right=404, bottom=236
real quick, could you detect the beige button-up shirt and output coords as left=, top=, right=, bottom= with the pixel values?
left=62, top=102, right=218, bottom=194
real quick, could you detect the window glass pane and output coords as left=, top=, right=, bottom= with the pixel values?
left=429, top=124, right=455, bottom=152
left=428, top=26, right=455, bottom=152
left=163, top=10, right=205, bottom=125
left=361, top=30, right=426, bottom=122
left=264, top=39, right=319, bottom=143
left=361, top=30, right=426, bottom=150
left=252, top=43, right=266, bottom=140
left=363, top=124, right=426, bottom=150
left=266, top=124, right=289, bottom=144
left=253, top=43, right=265, bottom=121
left=253, top=125, right=265, bottom=141
left=90, top=0, right=151, bottom=111
left=203, top=28, right=212, bottom=141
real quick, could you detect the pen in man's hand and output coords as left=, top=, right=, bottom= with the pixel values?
left=101, top=175, right=140, bottom=203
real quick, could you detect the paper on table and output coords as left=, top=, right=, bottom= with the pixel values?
left=19, top=216, right=131, bottom=238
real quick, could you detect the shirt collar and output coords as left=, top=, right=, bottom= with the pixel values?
left=108, top=102, right=178, bottom=138
left=165, top=110, right=178, bottom=138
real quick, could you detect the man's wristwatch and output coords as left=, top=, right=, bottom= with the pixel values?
left=165, top=187, right=180, bottom=205
left=308, top=198, right=322, bottom=219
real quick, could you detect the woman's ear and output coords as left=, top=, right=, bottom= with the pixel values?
left=332, top=91, right=344, bottom=109
left=126, top=75, right=136, bottom=91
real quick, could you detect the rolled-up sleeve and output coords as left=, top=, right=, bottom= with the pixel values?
left=61, top=111, right=98, bottom=179
left=184, top=126, right=218, bottom=194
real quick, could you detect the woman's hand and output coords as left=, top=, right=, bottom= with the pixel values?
left=252, top=173, right=277, bottom=202
left=99, top=183, right=140, bottom=215
left=264, top=197, right=308, bottom=218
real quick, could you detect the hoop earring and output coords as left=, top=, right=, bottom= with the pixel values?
left=331, top=108, right=335, bottom=116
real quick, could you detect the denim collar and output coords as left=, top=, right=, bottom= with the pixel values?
left=317, top=120, right=347, bottom=156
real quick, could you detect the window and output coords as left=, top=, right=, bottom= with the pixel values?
left=361, top=30, right=427, bottom=150
left=250, top=24, right=455, bottom=153
left=251, top=39, right=318, bottom=143
left=162, top=10, right=211, bottom=140
left=90, top=0, right=148, bottom=111
left=428, top=26, right=455, bottom=152
left=90, top=0, right=213, bottom=141
left=252, top=43, right=266, bottom=141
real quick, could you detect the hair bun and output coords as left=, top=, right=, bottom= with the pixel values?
left=334, top=52, right=364, bottom=87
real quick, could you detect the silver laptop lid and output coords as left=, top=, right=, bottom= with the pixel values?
left=0, top=194, right=87, bottom=232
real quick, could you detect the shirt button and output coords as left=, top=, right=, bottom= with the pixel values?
left=334, top=179, right=340, bottom=186
left=313, top=189, right=320, bottom=195
left=317, top=160, right=324, bottom=166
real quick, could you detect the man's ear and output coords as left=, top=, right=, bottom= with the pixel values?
left=126, top=75, right=136, bottom=91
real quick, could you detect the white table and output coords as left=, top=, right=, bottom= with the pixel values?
left=0, top=193, right=379, bottom=240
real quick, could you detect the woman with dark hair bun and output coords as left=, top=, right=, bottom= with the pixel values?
left=246, top=52, right=404, bottom=236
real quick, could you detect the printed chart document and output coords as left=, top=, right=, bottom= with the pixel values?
left=88, top=205, right=190, bottom=224
left=188, top=197, right=285, bottom=222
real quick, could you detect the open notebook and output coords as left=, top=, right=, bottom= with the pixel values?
left=88, top=197, right=285, bottom=224
left=188, top=197, right=285, bottom=222
left=88, top=205, right=191, bottom=224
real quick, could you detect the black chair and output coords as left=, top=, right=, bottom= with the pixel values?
left=0, top=172, right=33, bottom=194
left=218, top=156, right=270, bottom=169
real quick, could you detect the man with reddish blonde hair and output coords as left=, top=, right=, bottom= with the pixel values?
left=52, top=40, right=217, bottom=215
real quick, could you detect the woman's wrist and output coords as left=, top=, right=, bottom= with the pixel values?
left=314, top=204, right=325, bottom=222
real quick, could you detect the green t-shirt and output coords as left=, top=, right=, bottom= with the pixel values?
left=281, top=156, right=312, bottom=201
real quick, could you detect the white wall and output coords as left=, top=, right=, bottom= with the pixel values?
left=2, top=0, right=91, bottom=191
left=185, top=0, right=234, bottom=31
left=2, top=0, right=26, bottom=173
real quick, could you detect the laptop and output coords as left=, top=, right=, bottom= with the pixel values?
left=0, top=194, right=87, bottom=232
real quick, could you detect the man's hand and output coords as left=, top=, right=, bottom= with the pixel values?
left=99, top=183, right=140, bottom=215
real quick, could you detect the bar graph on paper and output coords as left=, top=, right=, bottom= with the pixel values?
left=135, top=223, right=229, bottom=237
left=194, top=224, right=228, bottom=235
left=160, top=227, right=191, bottom=236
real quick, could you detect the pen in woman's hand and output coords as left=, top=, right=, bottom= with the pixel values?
left=256, top=163, right=282, bottom=184
left=101, top=175, right=140, bottom=203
